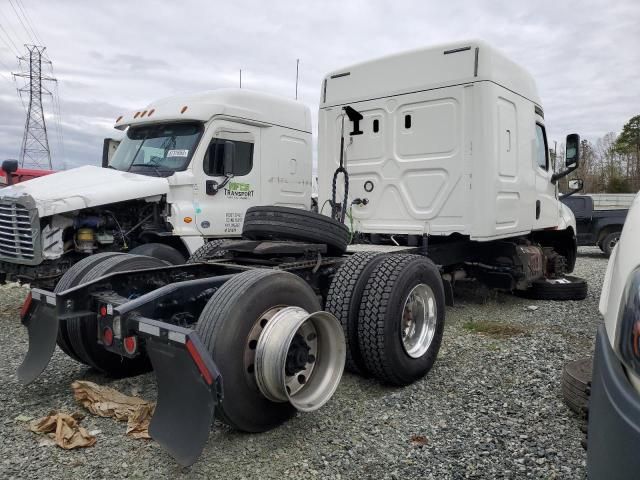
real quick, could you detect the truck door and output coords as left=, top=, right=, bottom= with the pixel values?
left=533, top=123, right=558, bottom=228
left=194, top=122, right=261, bottom=236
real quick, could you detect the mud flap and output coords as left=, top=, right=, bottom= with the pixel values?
left=17, top=292, right=59, bottom=385
left=144, top=329, right=222, bottom=467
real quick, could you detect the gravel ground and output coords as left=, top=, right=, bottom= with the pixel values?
left=0, top=247, right=607, bottom=479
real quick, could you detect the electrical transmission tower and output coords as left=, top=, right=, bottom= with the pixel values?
left=13, top=45, right=56, bottom=169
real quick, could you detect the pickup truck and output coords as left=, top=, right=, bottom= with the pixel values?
left=561, top=195, right=628, bottom=256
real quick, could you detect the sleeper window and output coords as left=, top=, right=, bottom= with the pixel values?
left=535, top=124, right=549, bottom=171
left=204, top=137, right=254, bottom=177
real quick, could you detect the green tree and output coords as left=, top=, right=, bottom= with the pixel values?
left=615, top=115, right=640, bottom=190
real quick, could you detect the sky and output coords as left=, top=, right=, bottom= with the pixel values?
left=0, top=0, right=638, bottom=170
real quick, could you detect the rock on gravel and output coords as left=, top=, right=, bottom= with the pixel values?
left=0, top=247, right=605, bottom=479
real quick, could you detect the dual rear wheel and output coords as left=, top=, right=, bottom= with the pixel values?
left=326, top=253, right=446, bottom=386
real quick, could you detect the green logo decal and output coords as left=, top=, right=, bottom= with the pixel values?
left=224, top=182, right=254, bottom=199
left=228, top=182, right=251, bottom=192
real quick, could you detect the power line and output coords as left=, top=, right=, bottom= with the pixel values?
left=0, top=22, right=21, bottom=56
left=51, top=76, right=65, bottom=162
left=7, top=0, right=35, bottom=45
left=14, top=0, right=43, bottom=45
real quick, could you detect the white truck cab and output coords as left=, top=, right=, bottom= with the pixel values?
left=0, top=89, right=312, bottom=287
left=318, top=40, right=582, bottom=293
left=319, top=40, right=573, bottom=239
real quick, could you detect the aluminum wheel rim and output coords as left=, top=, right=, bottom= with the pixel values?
left=401, top=283, right=437, bottom=358
left=254, top=306, right=345, bottom=411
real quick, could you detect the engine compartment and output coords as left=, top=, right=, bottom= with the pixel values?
left=41, top=198, right=167, bottom=260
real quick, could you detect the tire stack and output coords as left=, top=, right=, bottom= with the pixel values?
left=562, top=357, right=592, bottom=417
left=242, top=206, right=350, bottom=254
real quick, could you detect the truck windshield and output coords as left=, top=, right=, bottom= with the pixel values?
left=109, top=122, right=203, bottom=176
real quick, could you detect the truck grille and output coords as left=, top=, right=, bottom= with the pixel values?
left=0, top=202, right=36, bottom=262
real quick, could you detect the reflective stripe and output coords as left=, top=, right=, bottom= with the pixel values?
left=45, top=295, right=56, bottom=306
left=138, top=322, right=160, bottom=337
left=168, top=331, right=186, bottom=344
left=31, top=291, right=41, bottom=301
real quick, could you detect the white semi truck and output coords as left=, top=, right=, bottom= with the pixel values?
left=17, top=40, right=586, bottom=465
left=0, top=89, right=312, bottom=287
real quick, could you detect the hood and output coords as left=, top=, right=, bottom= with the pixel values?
left=0, top=165, right=170, bottom=217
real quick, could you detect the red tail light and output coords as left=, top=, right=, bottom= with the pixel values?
left=20, top=292, right=33, bottom=320
left=186, top=339, right=213, bottom=385
left=123, top=336, right=138, bottom=355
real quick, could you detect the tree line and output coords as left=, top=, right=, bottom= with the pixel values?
left=558, top=115, right=640, bottom=194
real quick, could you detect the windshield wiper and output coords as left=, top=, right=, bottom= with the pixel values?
left=129, top=163, right=164, bottom=176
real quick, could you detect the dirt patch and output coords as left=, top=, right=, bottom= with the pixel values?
left=462, top=320, right=527, bottom=337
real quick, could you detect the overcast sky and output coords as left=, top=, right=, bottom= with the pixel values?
left=0, top=0, right=638, bottom=169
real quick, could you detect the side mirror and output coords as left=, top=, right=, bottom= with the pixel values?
left=565, top=134, right=580, bottom=167
left=568, top=179, right=583, bottom=191
left=2, top=160, right=18, bottom=186
left=223, top=141, right=236, bottom=176
left=552, top=133, right=581, bottom=184
left=560, top=178, right=584, bottom=199
left=102, top=138, right=120, bottom=168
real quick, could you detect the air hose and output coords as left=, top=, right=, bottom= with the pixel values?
left=331, top=115, right=349, bottom=223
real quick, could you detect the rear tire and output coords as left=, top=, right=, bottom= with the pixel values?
left=195, top=269, right=321, bottom=432
left=242, top=206, right=349, bottom=254
left=128, top=243, right=185, bottom=265
left=54, top=252, right=126, bottom=362
left=519, top=275, right=587, bottom=301
left=601, top=231, right=620, bottom=257
left=325, top=252, right=388, bottom=374
left=357, top=255, right=445, bottom=386
left=66, top=254, right=168, bottom=375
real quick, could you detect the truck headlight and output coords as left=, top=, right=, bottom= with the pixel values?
left=617, top=267, right=640, bottom=376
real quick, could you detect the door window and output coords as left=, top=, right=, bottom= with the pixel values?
left=535, top=124, right=549, bottom=171
left=204, top=131, right=254, bottom=176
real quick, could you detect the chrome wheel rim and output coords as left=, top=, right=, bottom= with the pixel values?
left=401, top=283, right=437, bottom=358
left=254, top=306, right=345, bottom=412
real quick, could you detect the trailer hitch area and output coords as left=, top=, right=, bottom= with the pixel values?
left=136, top=317, right=222, bottom=467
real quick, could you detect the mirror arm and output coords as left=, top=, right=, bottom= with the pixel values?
left=559, top=183, right=583, bottom=200
left=551, top=164, right=578, bottom=184
left=209, top=174, right=234, bottom=196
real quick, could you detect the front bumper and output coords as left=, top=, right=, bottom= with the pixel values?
left=587, top=324, right=640, bottom=479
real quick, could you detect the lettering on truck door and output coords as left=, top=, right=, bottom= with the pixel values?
left=194, top=123, right=262, bottom=236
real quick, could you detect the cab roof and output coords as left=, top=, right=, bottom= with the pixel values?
left=114, top=88, right=312, bottom=133
left=321, top=40, right=541, bottom=108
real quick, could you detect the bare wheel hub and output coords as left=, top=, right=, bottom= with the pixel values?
left=254, top=306, right=345, bottom=411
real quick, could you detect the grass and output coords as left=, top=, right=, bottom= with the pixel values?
left=462, top=320, right=527, bottom=337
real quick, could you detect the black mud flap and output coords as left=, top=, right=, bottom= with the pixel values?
left=141, top=321, right=222, bottom=467
left=17, top=290, right=60, bottom=385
